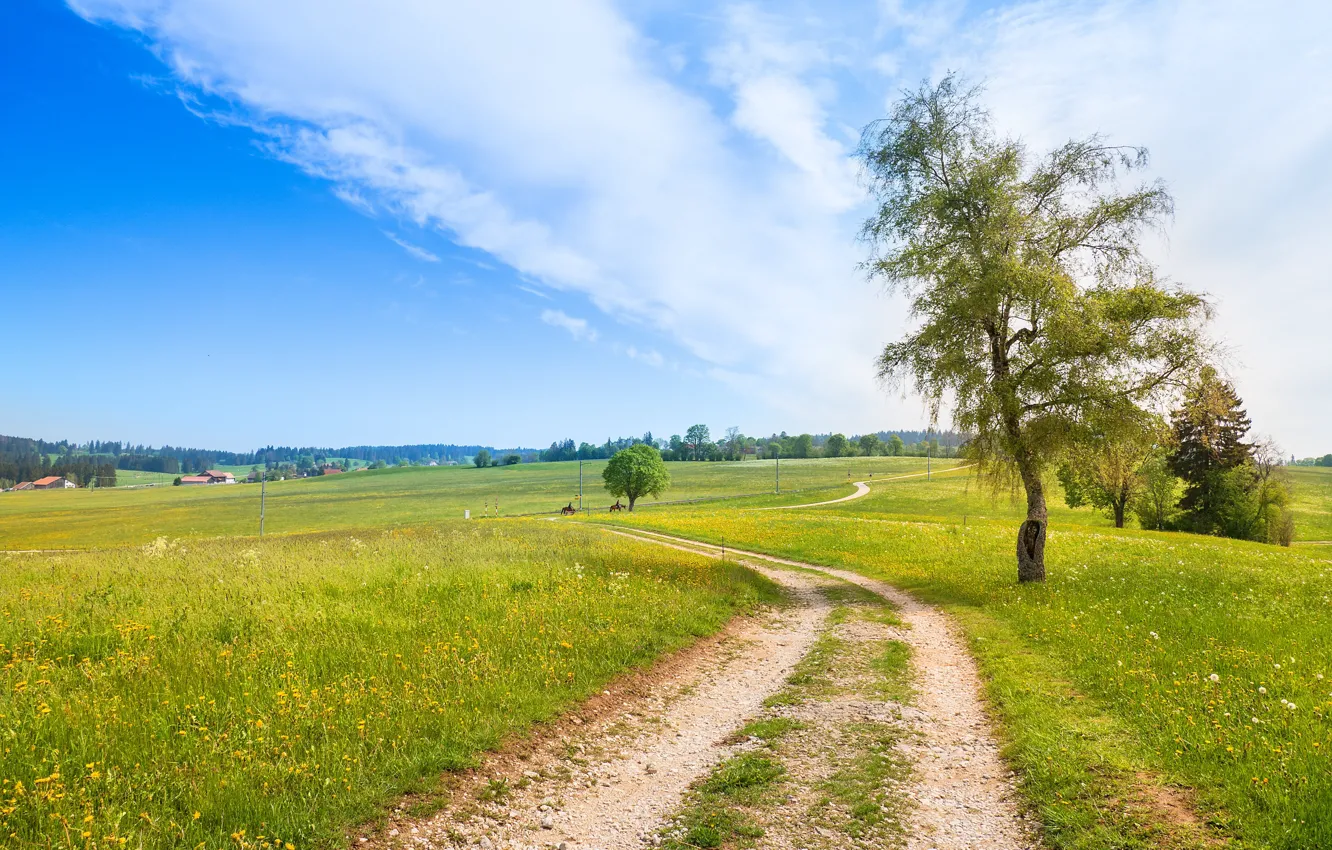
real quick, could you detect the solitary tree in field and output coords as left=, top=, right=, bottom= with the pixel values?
left=858, top=75, right=1210, bottom=582
left=473, top=449, right=491, bottom=468
left=602, top=444, right=671, bottom=511
left=825, top=433, right=849, bottom=457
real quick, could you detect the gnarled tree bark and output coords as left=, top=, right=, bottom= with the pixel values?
left=1016, top=457, right=1047, bottom=583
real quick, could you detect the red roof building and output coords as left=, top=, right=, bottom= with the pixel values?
left=32, top=476, right=76, bottom=489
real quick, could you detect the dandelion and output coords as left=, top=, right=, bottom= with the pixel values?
left=1209, top=673, right=1220, bottom=683
left=1259, top=687, right=1267, bottom=694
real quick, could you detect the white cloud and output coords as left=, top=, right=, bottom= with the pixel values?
left=625, top=345, right=665, bottom=368
left=67, top=0, right=1332, bottom=451
left=383, top=231, right=439, bottom=262
left=70, top=0, right=901, bottom=432
left=541, top=309, right=598, bottom=343
left=929, top=0, right=1332, bottom=454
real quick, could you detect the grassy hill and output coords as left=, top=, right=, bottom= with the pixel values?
left=0, top=457, right=957, bottom=549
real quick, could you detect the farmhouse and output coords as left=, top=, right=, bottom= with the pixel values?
left=179, top=470, right=235, bottom=485
left=322, top=467, right=343, bottom=475
left=32, top=476, right=76, bottom=489
left=9, top=481, right=34, bottom=491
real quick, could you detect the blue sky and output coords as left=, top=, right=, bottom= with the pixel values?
left=4, top=1, right=1330, bottom=454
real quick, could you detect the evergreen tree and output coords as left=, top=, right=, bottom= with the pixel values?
left=1169, top=367, right=1253, bottom=533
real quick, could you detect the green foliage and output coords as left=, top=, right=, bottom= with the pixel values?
left=601, top=444, right=671, bottom=510
left=858, top=433, right=882, bottom=456
left=887, top=434, right=905, bottom=456
left=791, top=433, right=813, bottom=458
left=857, top=73, right=1210, bottom=581
left=502, top=454, right=521, bottom=466
left=825, top=433, right=849, bottom=457
left=1130, top=452, right=1181, bottom=531
left=473, top=448, right=492, bottom=468
left=0, top=523, right=780, bottom=849
left=684, top=424, right=711, bottom=460
left=1057, top=417, right=1160, bottom=528
left=1168, top=367, right=1253, bottom=534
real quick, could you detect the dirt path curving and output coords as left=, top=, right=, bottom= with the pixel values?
left=368, top=525, right=1031, bottom=850
left=368, top=562, right=833, bottom=850
left=758, top=479, right=871, bottom=510
left=611, top=528, right=1034, bottom=850
left=755, top=463, right=977, bottom=512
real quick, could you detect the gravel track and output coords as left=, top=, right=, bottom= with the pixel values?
left=367, top=525, right=1032, bottom=850
left=611, top=528, right=1034, bottom=850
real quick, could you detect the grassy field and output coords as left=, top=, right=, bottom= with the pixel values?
left=0, top=457, right=957, bottom=550
left=599, top=495, right=1332, bottom=849
left=0, top=521, right=779, bottom=849
left=105, top=469, right=178, bottom=487
left=1286, top=466, right=1332, bottom=542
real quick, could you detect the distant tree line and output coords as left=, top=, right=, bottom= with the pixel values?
left=536, top=426, right=964, bottom=463
left=1291, top=453, right=1332, bottom=467
left=0, top=436, right=118, bottom=488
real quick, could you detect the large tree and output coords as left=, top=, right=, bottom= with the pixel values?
left=602, top=444, right=671, bottom=511
left=858, top=75, right=1210, bottom=582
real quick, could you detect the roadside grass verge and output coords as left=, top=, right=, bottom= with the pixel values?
left=605, top=509, right=1332, bottom=849
left=0, top=521, right=780, bottom=849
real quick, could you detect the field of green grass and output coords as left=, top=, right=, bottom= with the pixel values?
left=1286, top=466, right=1332, bottom=542
left=106, top=468, right=178, bottom=487
left=2, top=455, right=1329, bottom=849
left=600, top=492, right=1332, bottom=849
left=0, top=522, right=779, bottom=849
left=0, top=457, right=957, bottom=550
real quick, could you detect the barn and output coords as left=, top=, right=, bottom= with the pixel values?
left=32, top=476, right=76, bottom=489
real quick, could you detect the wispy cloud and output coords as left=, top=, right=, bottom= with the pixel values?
left=69, top=0, right=1332, bottom=450
left=68, top=0, right=901, bottom=430
left=625, top=345, right=665, bottom=367
left=541, top=309, right=598, bottom=342
left=516, top=284, right=551, bottom=300
left=382, top=231, right=440, bottom=262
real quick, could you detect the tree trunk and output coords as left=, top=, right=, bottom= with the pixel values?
left=1016, top=458, right=1047, bottom=583
left=1113, top=498, right=1126, bottom=529
left=628, top=494, right=637, bottom=511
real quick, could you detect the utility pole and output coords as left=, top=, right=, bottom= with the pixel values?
left=775, top=450, right=780, bottom=494
left=926, top=431, right=932, bottom=481
left=259, top=469, right=266, bottom=537
left=579, top=459, right=584, bottom=513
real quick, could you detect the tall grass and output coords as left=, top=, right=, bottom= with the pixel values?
left=0, top=522, right=779, bottom=849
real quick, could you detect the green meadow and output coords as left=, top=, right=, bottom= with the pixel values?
left=600, top=482, right=1332, bottom=849
left=0, top=522, right=778, bottom=849
left=2, top=457, right=1329, bottom=850
left=0, top=457, right=955, bottom=550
